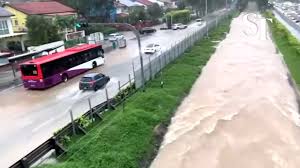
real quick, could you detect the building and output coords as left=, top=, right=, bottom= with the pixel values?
left=135, top=0, right=153, bottom=8
left=156, top=0, right=176, bottom=8
left=0, top=6, right=13, bottom=36
left=4, top=1, right=76, bottom=32
left=116, top=0, right=143, bottom=16
left=148, top=0, right=164, bottom=7
left=0, top=7, right=26, bottom=52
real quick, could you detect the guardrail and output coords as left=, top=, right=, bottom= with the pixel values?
left=9, top=9, right=235, bottom=168
left=10, top=77, right=136, bottom=168
left=273, top=7, right=300, bottom=33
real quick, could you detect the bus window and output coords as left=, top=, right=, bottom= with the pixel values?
left=20, top=64, right=38, bottom=76
left=97, top=48, right=104, bottom=57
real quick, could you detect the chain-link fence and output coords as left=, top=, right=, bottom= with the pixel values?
left=133, top=10, right=234, bottom=89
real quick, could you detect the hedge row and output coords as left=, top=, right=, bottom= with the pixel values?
left=265, top=11, right=300, bottom=85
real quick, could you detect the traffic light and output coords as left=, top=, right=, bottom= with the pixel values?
left=75, top=22, right=88, bottom=28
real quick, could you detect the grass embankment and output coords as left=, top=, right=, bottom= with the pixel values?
left=43, top=17, right=232, bottom=168
left=265, top=12, right=300, bottom=86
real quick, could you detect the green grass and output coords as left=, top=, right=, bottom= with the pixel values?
left=265, top=11, right=300, bottom=85
left=42, top=18, right=232, bottom=168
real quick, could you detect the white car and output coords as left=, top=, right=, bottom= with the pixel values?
left=196, top=18, right=204, bottom=22
left=108, top=33, right=124, bottom=41
left=143, top=44, right=161, bottom=54
left=172, top=23, right=188, bottom=30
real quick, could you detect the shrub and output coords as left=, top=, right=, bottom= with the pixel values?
left=165, top=9, right=191, bottom=24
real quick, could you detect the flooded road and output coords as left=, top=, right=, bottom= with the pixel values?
left=151, top=5, right=300, bottom=168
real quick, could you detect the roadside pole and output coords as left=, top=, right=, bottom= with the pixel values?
left=205, top=0, right=209, bottom=37
left=90, top=23, right=145, bottom=91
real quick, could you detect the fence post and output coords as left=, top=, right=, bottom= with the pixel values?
left=158, top=54, right=164, bottom=88
left=185, top=36, right=188, bottom=49
left=118, top=80, right=121, bottom=92
left=21, top=157, right=30, bottom=168
left=11, top=63, right=16, bottom=79
left=129, top=74, right=132, bottom=86
left=105, top=87, right=110, bottom=109
left=148, top=55, right=152, bottom=80
left=206, top=22, right=209, bottom=37
left=131, top=61, right=136, bottom=83
left=69, top=109, right=76, bottom=135
left=159, top=54, right=162, bottom=71
left=180, top=41, right=184, bottom=54
left=88, top=98, right=93, bottom=120
left=164, top=53, right=167, bottom=67
left=51, top=136, right=66, bottom=156
left=176, top=42, right=180, bottom=58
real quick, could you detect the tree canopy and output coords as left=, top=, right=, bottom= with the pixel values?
left=62, top=0, right=115, bottom=22
left=147, top=3, right=164, bottom=20
left=26, top=16, right=60, bottom=46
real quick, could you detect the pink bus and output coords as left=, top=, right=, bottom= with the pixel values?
left=20, top=44, right=104, bottom=89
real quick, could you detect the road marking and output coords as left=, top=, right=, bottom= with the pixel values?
left=32, top=118, right=55, bottom=133
left=0, top=83, right=23, bottom=94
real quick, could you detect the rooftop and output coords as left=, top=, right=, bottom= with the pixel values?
left=0, top=7, right=13, bottom=17
left=118, top=0, right=142, bottom=7
left=136, top=0, right=153, bottom=6
left=7, top=1, right=76, bottom=15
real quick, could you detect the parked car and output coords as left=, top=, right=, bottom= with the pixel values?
left=139, top=27, right=157, bottom=34
left=196, top=18, right=204, bottom=22
left=172, top=23, right=188, bottom=30
left=108, top=33, right=124, bottom=41
left=143, top=44, right=161, bottom=54
left=79, top=73, right=110, bottom=91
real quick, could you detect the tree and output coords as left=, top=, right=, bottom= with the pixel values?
left=26, top=16, right=60, bottom=46
left=177, top=1, right=186, bottom=10
left=147, top=3, right=163, bottom=20
left=62, top=0, right=115, bottom=22
left=55, top=16, right=76, bottom=30
left=128, top=7, right=148, bottom=24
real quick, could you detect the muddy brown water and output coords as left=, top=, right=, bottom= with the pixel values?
left=150, top=8, right=300, bottom=168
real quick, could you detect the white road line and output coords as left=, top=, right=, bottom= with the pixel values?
left=32, top=118, right=55, bottom=133
left=0, top=83, right=23, bottom=94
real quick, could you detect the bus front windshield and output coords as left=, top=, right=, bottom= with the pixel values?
left=20, top=64, right=38, bottom=76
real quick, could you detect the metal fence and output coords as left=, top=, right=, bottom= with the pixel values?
left=273, top=7, right=300, bottom=34
left=9, top=9, right=235, bottom=168
left=10, top=74, right=136, bottom=168
left=133, top=11, right=233, bottom=88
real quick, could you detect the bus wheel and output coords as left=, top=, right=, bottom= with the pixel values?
left=62, top=74, right=68, bottom=82
left=92, top=62, right=97, bottom=68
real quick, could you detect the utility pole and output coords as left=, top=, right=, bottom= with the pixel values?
left=226, top=0, right=228, bottom=9
left=205, top=0, right=208, bottom=37
left=205, top=0, right=208, bottom=16
left=90, top=23, right=145, bottom=91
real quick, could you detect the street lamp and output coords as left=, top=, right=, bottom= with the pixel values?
left=90, top=22, right=145, bottom=91
left=205, top=0, right=208, bottom=37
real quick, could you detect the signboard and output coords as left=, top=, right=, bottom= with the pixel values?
left=65, top=31, right=85, bottom=41
left=87, top=32, right=104, bottom=44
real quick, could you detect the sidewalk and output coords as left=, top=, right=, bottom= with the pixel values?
left=0, top=70, right=22, bottom=91
left=151, top=4, right=300, bottom=168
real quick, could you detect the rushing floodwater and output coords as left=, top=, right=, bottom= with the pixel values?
left=150, top=7, right=300, bottom=168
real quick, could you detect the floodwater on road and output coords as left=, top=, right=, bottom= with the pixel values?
left=151, top=10, right=300, bottom=168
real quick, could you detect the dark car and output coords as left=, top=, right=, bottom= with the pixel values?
left=79, top=73, right=110, bottom=91
left=139, top=27, right=157, bottom=34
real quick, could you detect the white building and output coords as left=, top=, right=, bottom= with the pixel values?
left=0, top=7, right=13, bottom=37
left=0, top=7, right=26, bottom=52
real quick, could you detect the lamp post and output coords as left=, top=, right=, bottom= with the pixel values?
left=90, top=23, right=145, bottom=91
left=205, top=0, right=208, bottom=37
